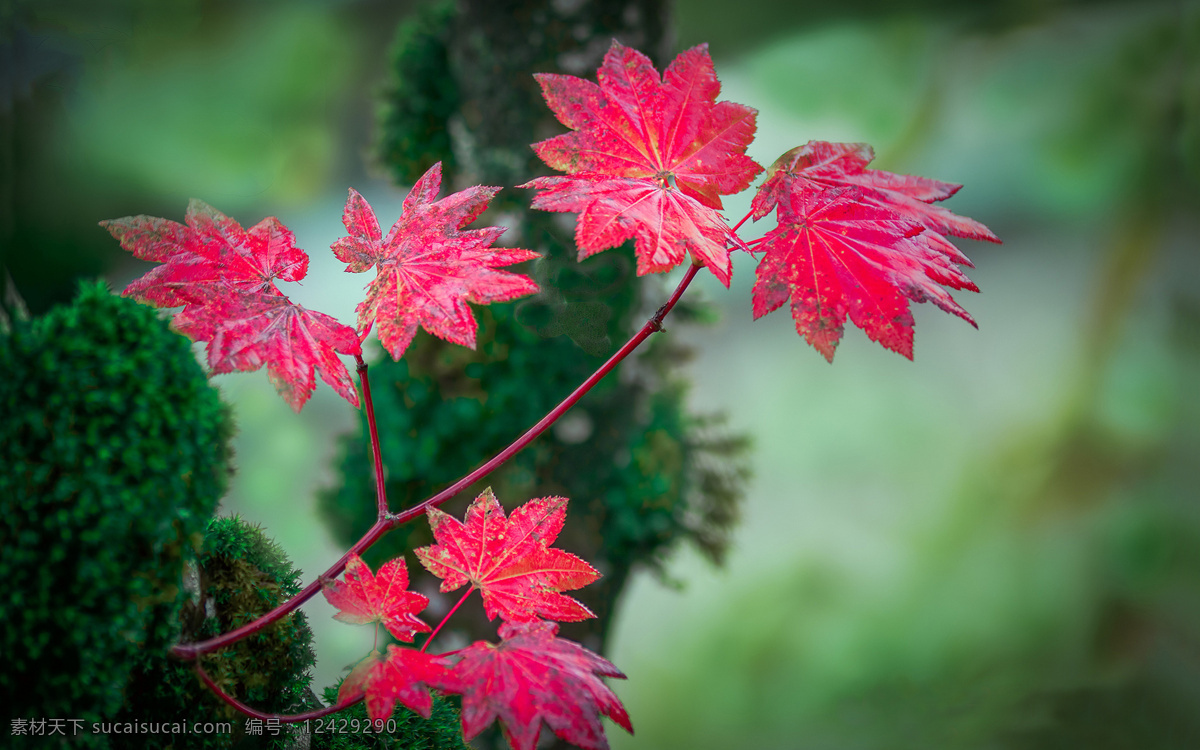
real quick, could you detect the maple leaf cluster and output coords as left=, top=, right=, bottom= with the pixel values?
left=101, top=204, right=363, bottom=412
left=524, top=41, right=999, bottom=361
left=104, top=163, right=538, bottom=411
left=105, top=42, right=997, bottom=412
left=323, top=489, right=628, bottom=750
left=98, top=35, right=1001, bottom=750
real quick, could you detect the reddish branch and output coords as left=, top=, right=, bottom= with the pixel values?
left=355, top=354, right=390, bottom=517
left=170, top=261, right=702, bottom=662
left=195, top=663, right=363, bottom=724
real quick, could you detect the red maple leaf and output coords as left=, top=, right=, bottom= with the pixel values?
left=322, top=554, right=431, bottom=642
left=332, top=163, right=539, bottom=361
left=414, top=489, right=599, bottom=623
left=103, top=199, right=309, bottom=307
left=523, top=41, right=762, bottom=287
left=751, top=186, right=981, bottom=361
left=338, top=646, right=448, bottom=722
left=101, top=201, right=361, bottom=411
left=750, top=141, right=1000, bottom=245
left=436, top=621, right=631, bottom=750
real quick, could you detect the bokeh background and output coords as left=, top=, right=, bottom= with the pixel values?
left=4, top=0, right=1199, bottom=748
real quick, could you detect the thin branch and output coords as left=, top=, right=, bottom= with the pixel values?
left=729, top=207, right=755, bottom=235
left=195, top=663, right=363, bottom=723
left=172, top=261, right=702, bottom=660
left=356, top=354, right=390, bottom=518
left=171, top=519, right=391, bottom=659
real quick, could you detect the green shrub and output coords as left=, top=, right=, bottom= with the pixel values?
left=0, top=281, right=234, bottom=743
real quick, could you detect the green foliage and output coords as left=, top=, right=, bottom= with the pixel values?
left=312, top=683, right=467, bottom=750
left=376, top=0, right=460, bottom=185
left=0, top=281, right=234, bottom=739
left=115, top=516, right=319, bottom=749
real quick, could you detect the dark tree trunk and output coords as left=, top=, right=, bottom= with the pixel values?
left=447, top=0, right=672, bottom=193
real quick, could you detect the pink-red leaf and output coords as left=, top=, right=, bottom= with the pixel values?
left=101, top=201, right=360, bottom=411
left=322, top=554, right=431, bottom=642
left=414, top=489, right=599, bottom=623
left=332, top=163, right=539, bottom=361
left=176, top=289, right=362, bottom=411
left=750, top=141, right=1000, bottom=244
left=751, top=186, right=980, bottom=361
left=338, top=646, right=448, bottom=722
left=101, top=199, right=302, bottom=308
left=524, top=174, right=744, bottom=285
left=524, top=41, right=761, bottom=286
left=437, top=621, right=631, bottom=750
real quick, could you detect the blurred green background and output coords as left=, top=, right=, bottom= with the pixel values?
left=4, top=0, right=1199, bottom=748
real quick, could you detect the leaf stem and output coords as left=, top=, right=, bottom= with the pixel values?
left=356, top=354, right=390, bottom=518
left=420, top=587, right=474, bottom=653
left=172, top=261, right=701, bottom=660
left=195, top=662, right=363, bottom=723
left=729, top=207, right=755, bottom=235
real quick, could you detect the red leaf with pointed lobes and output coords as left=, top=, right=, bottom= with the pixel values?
left=332, top=163, right=540, bottom=361
left=338, top=646, right=449, bottom=722
left=101, top=201, right=361, bottom=412
left=751, top=186, right=980, bottom=361
left=322, top=554, right=431, bottom=642
left=101, top=200, right=306, bottom=307
left=414, top=489, right=599, bottom=623
left=435, top=621, right=631, bottom=750
left=751, top=141, right=1000, bottom=245
left=523, top=41, right=762, bottom=287
left=524, top=175, right=740, bottom=285
left=170, top=288, right=362, bottom=412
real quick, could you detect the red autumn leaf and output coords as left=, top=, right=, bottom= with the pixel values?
left=338, top=646, right=448, bottom=722
left=523, top=41, right=762, bottom=287
left=323, top=554, right=431, bottom=642
left=414, top=489, right=599, bottom=623
left=751, top=185, right=981, bottom=361
left=750, top=141, right=1000, bottom=245
left=172, top=288, right=362, bottom=411
left=103, top=199, right=309, bottom=308
left=101, top=201, right=361, bottom=412
left=332, top=162, right=539, bottom=361
left=523, top=175, right=740, bottom=283
left=436, top=621, right=631, bottom=750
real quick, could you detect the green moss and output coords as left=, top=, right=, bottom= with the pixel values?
left=310, top=683, right=467, bottom=750
left=115, top=516, right=318, bottom=749
left=195, top=517, right=316, bottom=716
left=0, top=280, right=234, bottom=743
